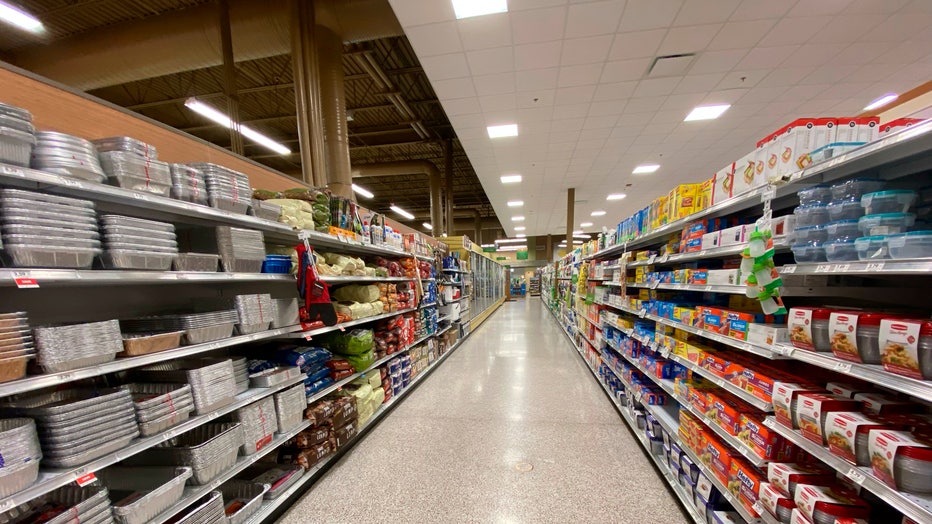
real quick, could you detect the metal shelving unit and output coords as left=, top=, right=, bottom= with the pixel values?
left=626, top=243, right=789, bottom=267
left=320, top=275, right=419, bottom=283
left=677, top=439, right=763, bottom=524
left=778, top=259, right=932, bottom=276
left=665, top=353, right=773, bottom=412
left=0, top=269, right=293, bottom=287
left=285, top=308, right=418, bottom=340
left=628, top=282, right=747, bottom=294
left=763, top=417, right=932, bottom=524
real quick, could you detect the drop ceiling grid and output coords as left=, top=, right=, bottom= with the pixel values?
left=390, top=0, right=932, bottom=237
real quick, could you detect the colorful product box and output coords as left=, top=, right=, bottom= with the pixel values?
left=759, top=483, right=795, bottom=521
left=793, top=484, right=870, bottom=523
left=701, top=352, right=733, bottom=379
left=767, top=463, right=835, bottom=498
left=707, top=269, right=740, bottom=286
left=701, top=231, right=721, bottom=250
left=684, top=237, right=703, bottom=253
left=690, top=270, right=709, bottom=285
left=728, top=458, right=764, bottom=517
left=853, top=393, right=915, bottom=416
left=706, top=435, right=735, bottom=485
left=739, top=413, right=791, bottom=461
left=731, top=366, right=777, bottom=404
left=699, top=306, right=728, bottom=334
left=669, top=183, right=700, bottom=220
left=697, top=177, right=714, bottom=211
left=823, top=411, right=888, bottom=465
left=714, top=164, right=735, bottom=205
left=795, top=393, right=862, bottom=445
left=748, top=324, right=789, bottom=348
left=879, top=117, right=924, bottom=136
left=869, top=430, right=932, bottom=490
left=835, top=117, right=879, bottom=144
left=774, top=382, right=825, bottom=429
left=765, top=118, right=838, bottom=180
left=879, top=318, right=927, bottom=380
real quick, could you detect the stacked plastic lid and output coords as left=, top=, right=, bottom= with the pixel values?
left=0, top=418, right=42, bottom=498
left=122, top=310, right=237, bottom=345
left=0, top=189, right=102, bottom=269
left=0, top=312, right=34, bottom=384
left=4, top=485, right=114, bottom=524
left=0, top=102, right=36, bottom=167
left=98, top=151, right=171, bottom=197
left=186, top=163, right=250, bottom=214
left=233, top=396, right=278, bottom=456
left=231, top=293, right=273, bottom=334
left=169, top=164, right=208, bottom=206
left=217, top=226, right=266, bottom=273
left=273, top=384, right=306, bottom=433
left=133, top=358, right=237, bottom=415
left=124, top=383, right=195, bottom=437
left=0, top=388, right=138, bottom=468
left=92, top=136, right=158, bottom=159
left=33, top=319, right=123, bottom=373
left=100, top=215, right=178, bottom=271
left=232, top=356, right=249, bottom=394
left=31, top=131, right=106, bottom=183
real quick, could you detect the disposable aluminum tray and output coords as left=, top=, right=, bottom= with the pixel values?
left=0, top=354, right=31, bottom=383
left=249, top=367, right=301, bottom=388
left=99, top=215, right=175, bottom=234
left=40, top=416, right=137, bottom=450
left=93, top=136, right=157, bottom=158
left=99, top=150, right=169, bottom=176
left=0, top=387, right=131, bottom=421
left=0, top=418, right=41, bottom=464
left=174, top=491, right=224, bottom=524
left=104, top=233, right=179, bottom=250
left=0, top=102, right=32, bottom=121
left=0, top=189, right=95, bottom=210
left=170, top=186, right=209, bottom=206
left=1, top=234, right=101, bottom=250
left=40, top=485, right=111, bottom=524
left=234, top=397, right=277, bottom=456
left=208, top=195, right=249, bottom=214
left=133, top=360, right=236, bottom=414
left=1, top=245, right=100, bottom=269
left=31, top=159, right=106, bottom=183
left=136, top=397, right=194, bottom=424
left=124, top=382, right=193, bottom=410
left=0, top=461, right=39, bottom=498
left=2, top=224, right=100, bottom=240
left=240, top=463, right=303, bottom=500
left=173, top=253, right=219, bottom=272
left=100, top=467, right=191, bottom=524
left=34, top=319, right=122, bottom=370
left=138, top=408, right=193, bottom=437
left=221, top=257, right=263, bottom=274
left=106, top=174, right=171, bottom=197
left=273, top=384, right=305, bottom=433
left=102, top=224, right=176, bottom=241
left=34, top=131, right=95, bottom=150
left=0, top=127, right=34, bottom=167
left=42, top=426, right=138, bottom=468
left=270, top=299, right=299, bottom=328
left=38, top=407, right=135, bottom=438
left=0, top=213, right=98, bottom=232
left=186, top=323, right=235, bottom=345
left=102, top=250, right=175, bottom=271
left=134, top=423, right=243, bottom=485
left=249, top=199, right=281, bottom=221
left=120, top=331, right=184, bottom=357
left=219, top=481, right=268, bottom=524
left=0, top=114, right=33, bottom=134
left=39, top=352, right=115, bottom=373
left=0, top=200, right=97, bottom=221
left=122, top=311, right=237, bottom=332
left=234, top=381, right=248, bottom=395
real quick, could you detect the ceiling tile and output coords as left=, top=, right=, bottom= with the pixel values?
left=509, top=0, right=569, bottom=11
left=707, top=19, right=777, bottom=50
left=466, top=47, right=516, bottom=75
left=623, top=95, right=667, bottom=113
left=650, top=109, right=687, bottom=124
left=736, top=45, right=799, bottom=70
left=672, top=72, right=725, bottom=93
left=729, top=0, right=795, bottom=21
left=642, top=122, right=678, bottom=135
left=762, top=66, right=817, bottom=87
left=517, top=90, right=556, bottom=108
left=518, top=106, right=556, bottom=123
left=809, top=14, right=890, bottom=44
left=673, top=0, right=741, bottom=25
left=844, top=0, right=911, bottom=14
left=441, top=97, right=482, bottom=115
left=403, top=22, right=463, bottom=56
left=779, top=43, right=846, bottom=68
left=565, top=0, right=626, bottom=38
left=607, top=29, right=666, bottom=61
left=632, top=77, right=680, bottom=97
left=388, top=0, right=455, bottom=26
left=660, top=92, right=706, bottom=110
left=558, top=64, right=604, bottom=87
left=473, top=72, right=516, bottom=96
left=688, top=48, right=748, bottom=74
left=579, top=129, right=613, bottom=141
left=431, top=77, right=477, bottom=99
left=600, top=58, right=652, bottom=83
left=553, top=103, right=590, bottom=119
left=715, top=70, right=765, bottom=90
left=775, top=84, right=831, bottom=103
left=552, top=117, right=586, bottom=131
left=619, top=0, right=684, bottom=32
left=758, top=16, right=833, bottom=47
left=866, top=13, right=932, bottom=42
left=510, top=6, right=567, bottom=45
left=516, top=68, right=560, bottom=91
left=616, top=112, right=654, bottom=126
left=584, top=115, right=620, bottom=129
left=418, top=53, right=471, bottom=80
left=737, top=86, right=788, bottom=104
left=787, top=0, right=854, bottom=17
left=561, top=35, right=615, bottom=65
left=799, top=65, right=862, bottom=86
left=831, top=41, right=897, bottom=66
left=658, top=23, right=722, bottom=55
left=874, top=40, right=932, bottom=66
left=457, top=13, right=513, bottom=51
left=555, top=85, right=598, bottom=104
left=588, top=99, right=629, bottom=116
left=593, top=81, right=638, bottom=100
left=515, top=41, right=563, bottom=70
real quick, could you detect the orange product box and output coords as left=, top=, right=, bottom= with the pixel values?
left=795, top=393, right=862, bottom=445
left=706, top=434, right=736, bottom=486
left=738, top=413, right=793, bottom=461
left=729, top=458, right=764, bottom=517
left=700, top=352, right=733, bottom=379
left=773, top=381, right=826, bottom=429
left=708, top=391, right=756, bottom=436
left=729, top=365, right=778, bottom=404
left=690, top=388, right=712, bottom=415
left=698, top=306, right=729, bottom=335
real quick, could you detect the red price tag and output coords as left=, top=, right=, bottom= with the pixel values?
left=338, top=325, right=345, bottom=332
left=303, top=334, right=313, bottom=341
left=14, top=278, right=38, bottom=289
left=75, top=472, right=96, bottom=486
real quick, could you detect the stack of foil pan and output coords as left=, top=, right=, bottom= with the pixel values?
left=31, top=131, right=105, bottom=183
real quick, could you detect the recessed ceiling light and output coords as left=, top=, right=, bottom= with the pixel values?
left=507, top=200, right=523, bottom=207
left=422, top=222, right=433, bottom=230
left=591, top=210, right=606, bottom=217
left=606, top=193, right=627, bottom=201
left=573, top=230, right=583, bottom=235
left=452, top=0, right=508, bottom=19
left=351, top=184, right=374, bottom=199
left=580, top=222, right=593, bottom=227
left=0, top=1, right=43, bottom=33
left=487, top=124, right=518, bottom=138
left=511, top=216, right=525, bottom=222
left=390, top=205, right=414, bottom=220
left=500, top=174, right=522, bottom=184
left=632, top=164, right=660, bottom=174
left=514, top=226, right=526, bottom=231
left=186, top=99, right=291, bottom=155
left=516, top=234, right=526, bottom=238
left=684, top=104, right=730, bottom=122
left=863, top=93, right=898, bottom=111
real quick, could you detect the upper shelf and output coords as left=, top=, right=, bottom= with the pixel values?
left=586, top=119, right=932, bottom=259
left=779, top=259, right=932, bottom=276
left=0, top=268, right=294, bottom=287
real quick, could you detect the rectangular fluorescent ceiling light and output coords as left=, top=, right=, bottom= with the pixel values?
left=606, top=193, right=627, bottom=200
left=481, top=244, right=495, bottom=248
left=500, top=175, right=522, bottom=184
left=511, top=216, right=525, bottom=222
left=487, top=124, right=518, bottom=138
left=864, top=93, right=898, bottom=111
left=514, top=226, right=525, bottom=231
left=0, top=1, right=43, bottom=33
left=574, top=234, right=590, bottom=239
left=422, top=222, right=433, bottom=230
left=352, top=184, right=373, bottom=199
left=390, top=205, right=414, bottom=220
left=498, top=245, right=527, bottom=251
left=632, top=164, right=660, bottom=174
left=516, top=234, right=526, bottom=238
left=185, top=98, right=291, bottom=154
left=573, top=230, right=583, bottom=235
left=591, top=210, right=606, bottom=216
left=684, top=104, right=730, bottom=122
left=453, top=0, right=507, bottom=19
left=495, top=238, right=526, bottom=244
left=580, top=222, right=593, bottom=228
left=507, top=200, right=523, bottom=207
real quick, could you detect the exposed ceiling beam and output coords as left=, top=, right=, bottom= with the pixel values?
left=344, top=66, right=422, bottom=81
left=124, top=83, right=295, bottom=110
left=181, top=114, right=297, bottom=133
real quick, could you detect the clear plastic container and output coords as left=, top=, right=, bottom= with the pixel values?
left=831, top=178, right=884, bottom=200
left=824, top=219, right=860, bottom=242
left=798, top=185, right=832, bottom=205
left=855, top=236, right=888, bottom=260
left=893, top=442, right=932, bottom=494
left=824, top=238, right=859, bottom=262
left=858, top=213, right=916, bottom=236
left=887, top=231, right=932, bottom=259
left=792, top=242, right=827, bottom=263
left=826, top=198, right=865, bottom=221
left=861, top=190, right=918, bottom=215
left=794, top=203, right=829, bottom=227
left=793, top=225, right=827, bottom=244
left=857, top=313, right=901, bottom=364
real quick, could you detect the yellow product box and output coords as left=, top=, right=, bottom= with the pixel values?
left=673, top=306, right=688, bottom=322
left=674, top=328, right=692, bottom=340
left=657, top=323, right=675, bottom=336
left=658, top=195, right=669, bottom=226
left=673, top=269, right=690, bottom=284
left=619, top=318, right=634, bottom=330
left=638, top=289, right=651, bottom=301
left=668, top=183, right=700, bottom=220
left=697, top=177, right=714, bottom=211
left=686, top=342, right=714, bottom=365
left=635, top=250, right=651, bottom=261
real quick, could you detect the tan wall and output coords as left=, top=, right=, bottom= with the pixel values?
left=0, top=64, right=304, bottom=192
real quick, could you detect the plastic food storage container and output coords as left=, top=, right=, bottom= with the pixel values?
left=798, top=185, right=832, bottom=205
left=852, top=313, right=903, bottom=365
left=858, top=212, right=916, bottom=236
left=794, top=203, right=829, bottom=227
left=861, top=190, right=918, bottom=215
left=887, top=231, right=932, bottom=259
left=823, top=238, right=858, bottom=262
left=792, top=225, right=827, bottom=244
left=791, top=242, right=826, bottom=263
left=826, top=199, right=864, bottom=222
left=831, top=178, right=884, bottom=200
left=824, top=220, right=860, bottom=242
left=788, top=307, right=834, bottom=351
left=854, top=236, right=888, bottom=260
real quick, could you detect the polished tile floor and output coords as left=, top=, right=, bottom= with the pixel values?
left=279, top=299, right=689, bottom=523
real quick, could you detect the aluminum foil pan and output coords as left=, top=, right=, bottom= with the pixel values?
left=1, top=199, right=97, bottom=219
left=0, top=114, right=34, bottom=134
left=0, top=211, right=99, bottom=230
left=0, top=188, right=95, bottom=210
left=173, top=253, right=219, bottom=272
left=0, top=418, right=42, bottom=467
left=0, top=460, right=38, bottom=499
left=172, top=491, right=224, bottom=524
left=128, top=423, right=244, bottom=485
left=100, top=467, right=192, bottom=524
left=270, top=298, right=300, bottom=328
left=99, top=215, right=175, bottom=234
left=34, top=319, right=122, bottom=371
left=0, top=102, right=32, bottom=121
left=42, top=426, right=136, bottom=468
left=102, top=224, right=176, bottom=241
left=92, top=137, right=158, bottom=159
left=235, top=396, right=277, bottom=456
left=273, top=384, right=306, bottom=434
left=219, top=481, right=268, bottom=524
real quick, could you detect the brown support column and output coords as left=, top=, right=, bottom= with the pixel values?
left=429, top=172, right=442, bottom=234
left=290, top=0, right=321, bottom=185
left=545, top=234, right=553, bottom=262
left=316, top=24, right=352, bottom=199
left=444, top=139, right=454, bottom=236
left=566, top=188, right=575, bottom=250
left=219, top=0, right=243, bottom=156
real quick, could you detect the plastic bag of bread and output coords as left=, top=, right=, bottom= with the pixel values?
left=332, top=284, right=380, bottom=303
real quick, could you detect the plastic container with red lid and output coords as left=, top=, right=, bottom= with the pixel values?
left=879, top=319, right=932, bottom=379
left=788, top=307, right=835, bottom=352
left=793, top=484, right=871, bottom=524
left=869, top=429, right=932, bottom=494
left=855, top=313, right=903, bottom=364
left=760, top=482, right=796, bottom=524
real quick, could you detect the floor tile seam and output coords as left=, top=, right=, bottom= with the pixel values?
left=382, top=412, right=629, bottom=428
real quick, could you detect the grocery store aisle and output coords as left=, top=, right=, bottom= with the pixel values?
left=279, top=300, right=688, bottom=523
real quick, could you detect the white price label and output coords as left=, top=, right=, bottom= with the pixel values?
left=815, top=264, right=832, bottom=273
left=846, top=468, right=866, bottom=485
left=782, top=265, right=797, bottom=274
left=131, top=192, right=148, bottom=201
left=659, top=253, right=669, bottom=263
left=61, top=177, right=81, bottom=187
left=833, top=264, right=850, bottom=273
left=864, top=262, right=885, bottom=272
left=834, top=361, right=852, bottom=373
left=1, top=165, right=21, bottom=176
left=698, top=250, right=707, bottom=258
left=704, top=285, right=713, bottom=292
left=752, top=502, right=765, bottom=515
left=761, top=186, right=777, bottom=202
left=660, top=348, right=670, bottom=359
left=648, top=255, right=656, bottom=264
left=650, top=281, right=660, bottom=289
left=638, top=309, right=647, bottom=318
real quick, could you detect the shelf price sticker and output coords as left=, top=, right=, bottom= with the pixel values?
left=303, top=333, right=313, bottom=341
left=832, top=264, right=850, bottom=273
left=659, top=253, right=669, bottom=263
left=782, top=265, right=797, bottom=274
left=815, top=264, right=832, bottom=273
left=647, top=255, right=656, bottom=265
left=846, top=468, right=866, bottom=485
left=75, top=472, right=97, bottom=487
left=864, top=262, right=885, bottom=272
left=834, top=361, right=852, bottom=374
left=14, top=277, right=38, bottom=289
